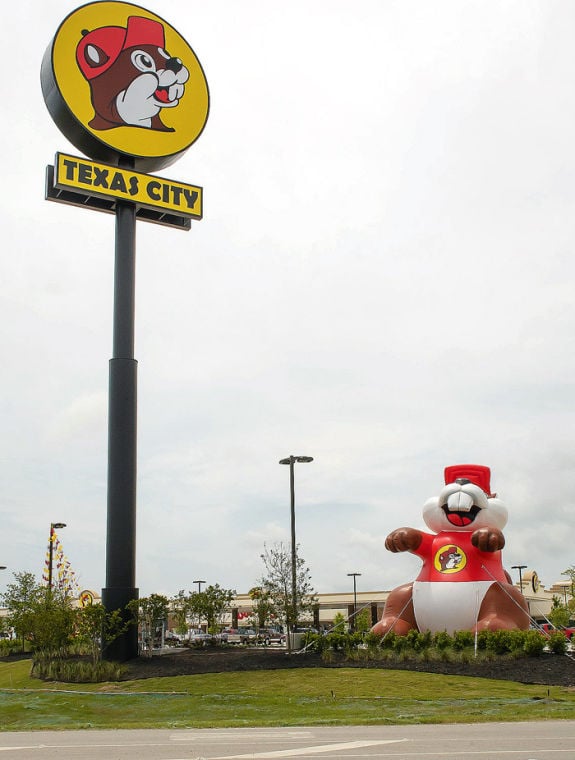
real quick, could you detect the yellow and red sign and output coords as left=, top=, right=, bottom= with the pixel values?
left=79, top=590, right=96, bottom=607
left=53, top=152, right=203, bottom=219
left=41, top=1, right=209, bottom=171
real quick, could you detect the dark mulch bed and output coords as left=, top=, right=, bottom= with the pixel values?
left=121, top=645, right=575, bottom=687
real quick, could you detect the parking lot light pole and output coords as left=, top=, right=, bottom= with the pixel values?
left=193, top=580, right=206, bottom=593
left=557, top=581, right=571, bottom=608
left=347, top=572, right=361, bottom=631
left=279, top=455, right=313, bottom=643
left=48, top=522, right=66, bottom=591
left=511, top=565, right=527, bottom=594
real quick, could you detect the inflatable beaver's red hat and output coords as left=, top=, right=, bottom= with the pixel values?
left=443, top=464, right=494, bottom=497
left=77, top=16, right=166, bottom=80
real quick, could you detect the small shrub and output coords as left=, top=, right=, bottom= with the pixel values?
left=547, top=631, right=569, bottom=655
left=481, top=630, right=514, bottom=655
left=0, top=638, right=23, bottom=656
left=343, top=632, right=363, bottom=654
left=392, top=634, right=411, bottom=653
left=380, top=630, right=398, bottom=650
left=432, top=631, right=452, bottom=651
left=452, top=630, right=475, bottom=651
left=507, top=630, right=528, bottom=653
left=438, top=647, right=454, bottom=662
left=325, top=633, right=347, bottom=651
left=363, top=631, right=383, bottom=649
left=523, top=630, right=546, bottom=657
left=320, top=648, right=336, bottom=663
left=302, top=633, right=324, bottom=652
left=416, top=630, right=433, bottom=650
left=402, top=629, right=432, bottom=652
left=32, top=656, right=125, bottom=682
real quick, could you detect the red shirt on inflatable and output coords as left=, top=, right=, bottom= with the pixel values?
left=412, top=531, right=508, bottom=584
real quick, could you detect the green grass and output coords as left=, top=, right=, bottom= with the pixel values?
left=0, top=659, right=573, bottom=731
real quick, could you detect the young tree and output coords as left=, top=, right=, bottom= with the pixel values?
left=0, top=572, right=76, bottom=656
left=0, top=572, right=39, bottom=651
left=76, top=603, right=128, bottom=664
left=192, top=584, right=235, bottom=634
left=549, top=595, right=571, bottom=629
left=249, top=586, right=277, bottom=631
left=331, top=611, right=347, bottom=632
left=354, top=607, right=372, bottom=634
left=171, top=589, right=192, bottom=636
left=259, top=542, right=317, bottom=650
left=128, top=594, right=169, bottom=655
left=27, top=586, right=76, bottom=656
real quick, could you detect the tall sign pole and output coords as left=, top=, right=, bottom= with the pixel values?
left=104, top=182, right=139, bottom=659
left=41, top=1, right=209, bottom=661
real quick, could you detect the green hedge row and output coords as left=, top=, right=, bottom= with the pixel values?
left=302, top=628, right=569, bottom=657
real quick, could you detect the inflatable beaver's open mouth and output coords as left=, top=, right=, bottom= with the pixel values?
left=441, top=504, right=481, bottom=527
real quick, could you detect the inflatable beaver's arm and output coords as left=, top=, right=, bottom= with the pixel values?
left=471, top=526, right=505, bottom=552
left=385, top=527, right=424, bottom=553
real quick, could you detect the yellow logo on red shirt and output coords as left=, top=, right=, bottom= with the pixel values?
left=434, top=544, right=467, bottom=574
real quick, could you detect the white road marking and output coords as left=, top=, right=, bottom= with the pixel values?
left=0, top=749, right=46, bottom=753
left=212, top=739, right=407, bottom=759
left=170, top=732, right=314, bottom=741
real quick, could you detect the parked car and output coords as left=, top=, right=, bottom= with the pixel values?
left=227, top=627, right=257, bottom=644
left=164, top=631, right=184, bottom=646
left=187, top=629, right=213, bottom=646
left=540, top=623, right=575, bottom=640
left=293, top=627, right=319, bottom=635
left=217, top=627, right=236, bottom=643
left=257, top=628, right=286, bottom=646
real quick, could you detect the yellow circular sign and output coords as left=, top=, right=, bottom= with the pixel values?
left=79, top=589, right=96, bottom=607
left=433, top=544, right=467, bottom=574
left=41, top=1, right=209, bottom=171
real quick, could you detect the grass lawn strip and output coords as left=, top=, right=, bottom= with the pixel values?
left=1, top=659, right=573, bottom=731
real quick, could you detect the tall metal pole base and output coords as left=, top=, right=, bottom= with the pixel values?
left=102, top=586, right=139, bottom=661
left=103, top=356, right=139, bottom=662
left=102, top=196, right=139, bottom=663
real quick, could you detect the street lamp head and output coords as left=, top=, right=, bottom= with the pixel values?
left=0, top=566, right=6, bottom=571
left=347, top=572, right=362, bottom=577
left=52, top=522, right=67, bottom=530
left=279, top=456, right=314, bottom=465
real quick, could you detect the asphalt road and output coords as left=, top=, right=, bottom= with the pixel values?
left=0, top=722, right=573, bottom=759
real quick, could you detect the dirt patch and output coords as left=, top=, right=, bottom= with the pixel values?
left=122, top=645, right=575, bottom=687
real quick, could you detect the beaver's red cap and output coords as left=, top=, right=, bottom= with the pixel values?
left=444, top=464, right=493, bottom=496
left=76, top=16, right=166, bottom=80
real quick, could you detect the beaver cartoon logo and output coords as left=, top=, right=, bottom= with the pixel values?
left=435, top=544, right=466, bottom=573
left=41, top=2, right=210, bottom=172
left=76, top=16, right=188, bottom=132
left=371, top=464, right=530, bottom=636
left=79, top=589, right=95, bottom=607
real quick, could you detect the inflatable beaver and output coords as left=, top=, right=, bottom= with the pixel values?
left=372, top=464, right=529, bottom=636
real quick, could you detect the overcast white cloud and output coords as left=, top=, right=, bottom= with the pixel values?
left=1, top=0, right=574, bottom=602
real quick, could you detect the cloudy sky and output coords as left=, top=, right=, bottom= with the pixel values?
left=2, top=0, right=574, bottom=604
